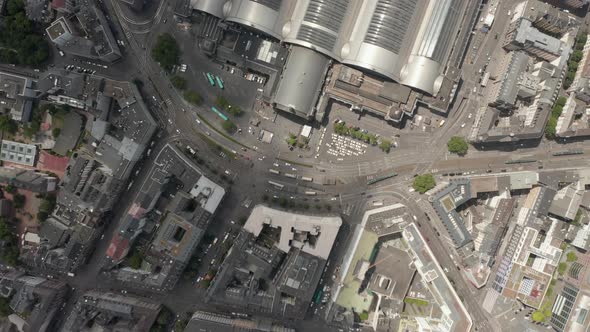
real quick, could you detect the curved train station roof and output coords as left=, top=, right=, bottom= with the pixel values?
left=192, top=0, right=469, bottom=95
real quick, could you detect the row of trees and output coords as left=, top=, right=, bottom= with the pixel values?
left=563, top=32, right=587, bottom=89
left=216, top=96, right=242, bottom=117
left=262, top=194, right=333, bottom=211
left=333, top=121, right=392, bottom=152
left=545, top=96, right=567, bottom=139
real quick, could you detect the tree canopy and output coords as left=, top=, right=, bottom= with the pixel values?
left=151, top=34, right=180, bottom=72
left=447, top=136, right=469, bottom=156
left=13, top=193, right=25, bottom=209
left=0, top=218, right=19, bottom=266
left=0, top=115, right=18, bottom=135
left=0, top=297, right=12, bottom=317
left=170, top=75, right=187, bottom=90
left=183, top=90, right=202, bottom=106
left=379, top=139, right=392, bottom=153
left=0, top=0, right=49, bottom=66
left=413, top=174, right=436, bottom=194
left=222, top=120, right=237, bottom=133
left=129, top=251, right=143, bottom=269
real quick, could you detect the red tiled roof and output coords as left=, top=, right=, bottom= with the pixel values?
left=37, top=151, right=69, bottom=175
left=51, top=0, right=65, bottom=9
left=106, top=234, right=130, bottom=262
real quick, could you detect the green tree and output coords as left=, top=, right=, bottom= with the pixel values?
left=531, top=311, right=545, bottom=322
left=222, top=120, right=237, bottom=133
left=170, top=75, right=187, bottom=90
left=545, top=117, right=557, bottom=139
left=447, top=136, right=469, bottom=156
left=228, top=106, right=242, bottom=117
left=358, top=311, right=369, bottom=321
left=0, top=115, right=18, bottom=135
left=175, top=318, right=189, bottom=331
left=571, top=50, right=584, bottom=62
left=129, top=251, right=143, bottom=269
left=0, top=0, right=49, bottom=66
left=413, top=174, right=436, bottom=194
left=5, top=185, right=16, bottom=194
left=12, top=193, right=25, bottom=209
left=183, top=90, right=202, bottom=106
left=379, top=139, right=392, bottom=153
left=286, top=133, right=297, bottom=146
left=0, top=218, right=19, bottom=266
left=132, top=78, right=144, bottom=88
left=6, top=0, right=24, bottom=15
left=52, top=127, right=61, bottom=138
left=216, top=96, right=229, bottom=109
left=37, top=194, right=56, bottom=222
left=239, top=216, right=248, bottom=225
left=156, top=309, right=171, bottom=325
left=151, top=33, right=179, bottom=72
left=576, top=33, right=587, bottom=45
left=566, top=251, right=577, bottom=262
left=558, top=262, right=567, bottom=276
left=0, top=297, right=12, bottom=317
left=368, top=134, right=377, bottom=145
left=334, top=122, right=348, bottom=135
left=23, top=121, right=40, bottom=138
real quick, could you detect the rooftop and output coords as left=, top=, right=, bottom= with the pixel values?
left=0, top=140, right=37, bottom=167
left=403, top=224, right=473, bottom=332
left=62, top=291, right=161, bottom=332
left=430, top=179, right=473, bottom=248
left=184, top=310, right=295, bottom=332
left=243, top=205, right=342, bottom=259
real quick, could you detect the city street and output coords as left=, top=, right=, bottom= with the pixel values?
left=21, top=0, right=590, bottom=330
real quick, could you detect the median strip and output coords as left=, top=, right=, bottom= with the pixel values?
left=196, top=113, right=250, bottom=150
left=276, top=158, right=313, bottom=168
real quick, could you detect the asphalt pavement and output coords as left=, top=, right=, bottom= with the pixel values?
left=38, top=0, right=590, bottom=330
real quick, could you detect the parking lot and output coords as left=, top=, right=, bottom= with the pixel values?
left=325, top=134, right=368, bottom=159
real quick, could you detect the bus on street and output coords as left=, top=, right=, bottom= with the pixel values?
left=206, top=73, right=215, bottom=86
left=215, top=76, right=224, bottom=89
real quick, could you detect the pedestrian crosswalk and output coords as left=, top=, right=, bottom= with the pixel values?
left=164, top=98, right=172, bottom=106
left=482, top=288, right=499, bottom=314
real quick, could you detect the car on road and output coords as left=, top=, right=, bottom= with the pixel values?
left=460, top=123, right=466, bottom=128
left=196, top=119, right=201, bottom=124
